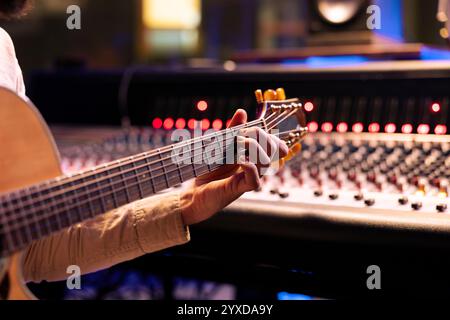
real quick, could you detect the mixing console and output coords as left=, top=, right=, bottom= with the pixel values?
left=248, top=133, right=450, bottom=215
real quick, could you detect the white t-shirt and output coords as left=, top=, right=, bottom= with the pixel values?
left=0, top=27, right=26, bottom=99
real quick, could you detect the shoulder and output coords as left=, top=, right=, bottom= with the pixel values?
left=0, top=26, right=26, bottom=98
left=0, top=27, right=13, bottom=43
left=0, top=27, right=16, bottom=58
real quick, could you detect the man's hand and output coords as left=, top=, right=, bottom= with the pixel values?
left=180, top=109, right=289, bottom=226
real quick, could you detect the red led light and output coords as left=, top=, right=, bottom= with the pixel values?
left=431, top=103, right=441, bottom=113
left=212, top=119, right=223, bottom=130
left=197, top=100, right=208, bottom=112
left=307, top=122, right=319, bottom=133
left=385, top=123, right=397, bottom=133
left=152, top=118, right=163, bottom=129
left=321, top=122, right=333, bottom=133
left=352, top=123, right=364, bottom=133
left=336, top=122, right=348, bottom=133
left=201, top=119, right=210, bottom=130
left=304, top=102, right=315, bottom=112
left=401, top=124, right=413, bottom=134
left=226, top=119, right=232, bottom=128
left=188, top=119, right=197, bottom=130
left=175, top=118, right=186, bottom=129
left=435, top=125, right=447, bottom=135
left=163, top=118, right=174, bottom=130
left=417, top=124, right=430, bottom=134
left=368, top=123, right=380, bottom=133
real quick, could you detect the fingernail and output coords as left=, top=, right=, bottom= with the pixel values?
left=281, top=142, right=288, bottom=154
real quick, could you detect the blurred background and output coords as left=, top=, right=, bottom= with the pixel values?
left=2, top=0, right=448, bottom=78
left=3, top=0, right=450, bottom=300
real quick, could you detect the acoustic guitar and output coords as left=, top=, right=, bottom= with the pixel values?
left=0, top=86, right=307, bottom=300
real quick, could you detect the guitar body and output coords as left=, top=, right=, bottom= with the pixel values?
left=0, top=87, right=62, bottom=300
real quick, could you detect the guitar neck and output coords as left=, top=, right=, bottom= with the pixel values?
left=0, top=123, right=260, bottom=258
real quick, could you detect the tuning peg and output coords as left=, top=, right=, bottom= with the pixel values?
left=276, top=88, right=286, bottom=100
left=284, top=150, right=295, bottom=161
left=291, top=143, right=302, bottom=155
left=264, top=89, right=277, bottom=101
left=284, top=143, right=302, bottom=161
left=255, top=89, right=264, bottom=104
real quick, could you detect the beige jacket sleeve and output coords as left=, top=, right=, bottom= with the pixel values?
left=22, top=192, right=190, bottom=283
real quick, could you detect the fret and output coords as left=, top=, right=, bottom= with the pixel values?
left=126, top=158, right=143, bottom=201
left=12, top=190, right=27, bottom=243
left=215, top=131, right=225, bottom=166
left=162, top=147, right=183, bottom=187
left=46, top=182, right=63, bottom=232
left=110, top=167, right=127, bottom=206
left=82, top=177, right=96, bottom=219
left=225, top=128, right=238, bottom=164
left=35, top=186, right=53, bottom=237
left=20, top=188, right=39, bottom=241
left=145, top=154, right=156, bottom=194
left=86, top=171, right=105, bottom=215
left=192, top=138, right=202, bottom=177
left=108, top=172, right=119, bottom=209
left=27, top=186, right=43, bottom=240
left=172, top=145, right=185, bottom=184
left=191, top=157, right=198, bottom=178
left=94, top=171, right=107, bottom=214
left=141, top=160, right=154, bottom=197
left=103, top=173, right=117, bottom=210
left=68, top=179, right=84, bottom=223
left=100, top=174, right=115, bottom=212
left=158, top=149, right=170, bottom=188
left=179, top=163, right=195, bottom=181
left=16, top=190, right=33, bottom=246
left=133, top=161, right=143, bottom=199
left=4, top=193, right=22, bottom=251
left=0, top=195, right=15, bottom=255
left=202, top=137, right=212, bottom=173
left=56, top=181, right=73, bottom=229
left=118, top=161, right=131, bottom=203
left=196, top=163, right=210, bottom=177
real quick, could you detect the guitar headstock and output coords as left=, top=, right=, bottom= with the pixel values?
left=256, top=88, right=308, bottom=162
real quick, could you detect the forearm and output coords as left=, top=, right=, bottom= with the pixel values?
left=22, top=192, right=190, bottom=283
